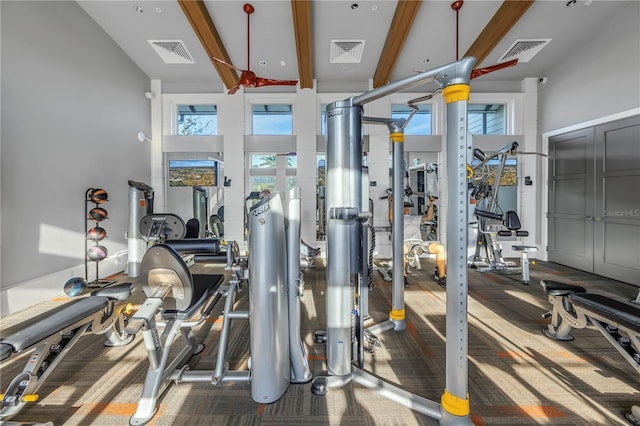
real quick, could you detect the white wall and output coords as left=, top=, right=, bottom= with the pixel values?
left=1, top=1, right=151, bottom=315
left=539, top=1, right=640, bottom=134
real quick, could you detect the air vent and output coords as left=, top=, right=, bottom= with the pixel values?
left=330, top=40, right=365, bottom=63
left=498, top=39, right=551, bottom=63
left=148, top=40, right=194, bottom=64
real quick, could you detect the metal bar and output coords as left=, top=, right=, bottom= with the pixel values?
left=353, top=57, right=475, bottom=107
left=444, top=90, right=471, bottom=408
left=391, top=130, right=406, bottom=329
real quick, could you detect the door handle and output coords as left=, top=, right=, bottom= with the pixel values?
left=593, top=216, right=603, bottom=222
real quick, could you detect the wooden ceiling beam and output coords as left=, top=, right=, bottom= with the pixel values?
left=464, top=0, right=535, bottom=67
left=291, top=0, right=313, bottom=89
left=373, top=0, right=422, bottom=88
left=177, top=0, right=238, bottom=90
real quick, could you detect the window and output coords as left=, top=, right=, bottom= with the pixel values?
left=248, top=153, right=297, bottom=194
left=177, top=104, right=217, bottom=135
left=468, top=104, right=505, bottom=135
left=391, top=104, right=432, bottom=135
left=252, top=104, right=293, bottom=135
left=320, top=104, right=328, bottom=135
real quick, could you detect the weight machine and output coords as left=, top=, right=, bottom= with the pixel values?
left=127, top=181, right=155, bottom=278
left=311, top=57, right=476, bottom=425
left=467, top=142, right=537, bottom=284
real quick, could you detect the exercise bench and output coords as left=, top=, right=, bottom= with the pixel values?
left=0, top=283, right=135, bottom=422
left=540, top=279, right=640, bottom=424
left=127, top=243, right=229, bottom=425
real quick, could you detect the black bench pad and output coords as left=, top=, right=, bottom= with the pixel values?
left=91, top=282, right=133, bottom=300
left=541, top=280, right=586, bottom=297
left=569, top=292, right=640, bottom=334
left=0, top=296, right=109, bottom=354
left=162, top=274, right=225, bottom=321
left=1, top=343, right=13, bottom=362
left=165, top=239, right=222, bottom=255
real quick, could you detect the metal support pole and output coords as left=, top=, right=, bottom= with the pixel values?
left=324, top=100, right=363, bottom=377
left=390, top=129, right=407, bottom=330
left=286, top=188, right=313, bottom=383
left=440, top=84, right=473, bottom=425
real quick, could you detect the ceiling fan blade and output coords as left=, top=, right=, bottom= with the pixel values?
left=255, top=77, right=298, bottom=88
left=211, top=56, right=244, bottom=72
left=471, top=59, right=518, bottom=79
left=227, top=83, right=241, bottom=95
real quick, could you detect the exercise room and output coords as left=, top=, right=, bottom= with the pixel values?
left=1, top=1, right=639, bottom=425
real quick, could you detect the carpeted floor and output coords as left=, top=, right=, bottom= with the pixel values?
left=1, top=256, right=638, bottom=425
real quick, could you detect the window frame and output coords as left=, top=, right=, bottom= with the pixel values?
left=245, top=94, right=296, bottom=136
left=163, top=93, right=223, bottom=136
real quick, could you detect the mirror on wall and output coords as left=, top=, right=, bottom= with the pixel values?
left=165, top=152, right=224, bottom=238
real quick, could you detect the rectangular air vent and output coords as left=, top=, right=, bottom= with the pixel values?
left=330, top=40, right=365, bottom=63
left=498, top=39, right=551, bottom=63
left=148, top=40, right=194, bottom=64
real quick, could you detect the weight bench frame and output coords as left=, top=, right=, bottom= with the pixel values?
left=0, top=284, right=134, bottom=422
left=541, top=279, right=640, bottom=374
left=541, top=279, right=640, bottom=424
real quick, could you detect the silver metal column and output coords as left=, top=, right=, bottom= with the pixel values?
left=325, top=100, right=362, bottom=376
left=390, top=127, right=407, bottom=330
left=285, top=188, right=313, bottom=383
left=127, top=180, right=153, bottom=278
left=248, top=192, right=290, bottom=403
left=440, top=83, right=473, bottom=425
left=192, top=186, right=208, bottom=238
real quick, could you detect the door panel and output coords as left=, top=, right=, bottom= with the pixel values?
left=548, top=128, right=594, bottom=272
left=594, top=116, right=640, bottom=283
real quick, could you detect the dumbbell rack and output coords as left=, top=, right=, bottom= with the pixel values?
left=85, top=187, right=116, bottom=287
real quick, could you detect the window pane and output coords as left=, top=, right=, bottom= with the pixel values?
left=287, top=154, right=297, bottom=169
left=178, top=104, right=217, bottom=135
left=251, top=154, right=276, bottom=168
left=287, top=176, right=297, bottom=190
left=320, top=104, right=327, bottom=135
left=317, top=155, right=325, bottom=186
left=252, top=104, right=293, bottom=135
left=391, top=104, right=431, bottom=135
left=250, top=176, right=276, bottom=192
left=468, top=104, right=505, bottom=135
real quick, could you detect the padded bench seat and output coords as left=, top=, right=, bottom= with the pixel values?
left=165, top=239, right=222, bottom=255
left=162, top=273, right=225, bottom=321
left=569, top=292, right=640, bottom=334
left=540, top=280, right=586, bottom=297
left=0, top=296, right=109, bottom=359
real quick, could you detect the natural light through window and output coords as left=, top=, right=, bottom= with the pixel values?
left=468, top=104, right=506, bottom=135
left=178, top=104, right=217, bottom=135
left=391, top=104, right=432, bottom=135
left=252, top=104, right=293, bottom=135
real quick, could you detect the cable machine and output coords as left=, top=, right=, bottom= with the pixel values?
left=311, top=57, right=476, bottom=425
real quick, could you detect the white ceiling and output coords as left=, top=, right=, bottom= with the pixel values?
left=76, top=0, right=629, bottom=93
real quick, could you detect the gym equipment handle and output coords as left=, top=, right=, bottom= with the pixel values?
left=475, top=209, right=503, bottom=221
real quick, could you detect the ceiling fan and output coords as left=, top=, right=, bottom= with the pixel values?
left=212, top=3, right=298, bottom=95
left=450, top=0, right=519, bottom=79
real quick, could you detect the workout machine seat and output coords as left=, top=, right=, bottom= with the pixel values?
left=164, top=238, right=228, bottom=264
left=569, top=292, right=640, bottom=335
left=540, top=280, right=586, bottom=297
left=540, top=281, right=640, bottom=423
left=185, top=218, right=200, bottom=239
left=0, top=283, right=132, bottom=360
left=1, top=283, right=134, bottom=422
left=0, top=297, right=109, bottom=359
